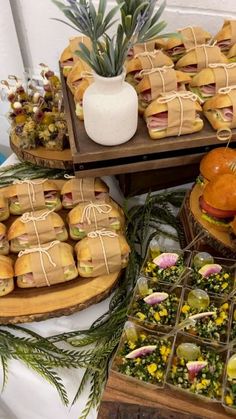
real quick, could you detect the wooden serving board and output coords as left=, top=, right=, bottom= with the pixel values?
left=99, top=370, right=231, bottom=419
left=0, top=199, right=121, bottom=324
left=10, top=135, right=73, bottom=170
left=0, top=272, right=120, bottom=324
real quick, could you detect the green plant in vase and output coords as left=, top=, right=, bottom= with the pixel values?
left=52, top=0, right=173, bottom=145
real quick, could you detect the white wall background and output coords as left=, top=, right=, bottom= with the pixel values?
left=1, top=0, right=236, bottom=154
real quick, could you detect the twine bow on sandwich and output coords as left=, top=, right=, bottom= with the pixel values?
left=157, top=91, right=200, bottom=137
left=138, top=65, right=174, bottom=77
left=18, top=240, right=60, bottom=286
left=20, top=209, right=54, bottom=223
left=81, top=202, right=112, bottom=228
left=218, top=85, right=236, bottom=94
left=13, top=178, right=48, bottom=211
left=87, top=229, right=118, bottom=275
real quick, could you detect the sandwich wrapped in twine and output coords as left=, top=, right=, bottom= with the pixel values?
left=18, top=240, right=64, bottom=287
left=178, top=26, right=208, bottom=50
left=64, top=176, right=96, bottom=203
left=219, top=85, right=236, bottom=127
left=81, top=202, right=112, bottom=230
left=186, top=43, right=223, bottom=70
left=20, top=209, right=56, bottom=245
left=85, top=229, right=121, bottom=276
left=13, top=179, right=47, bottom=212
left=140, top=66, right=177, bottom=99
left=209, top=63, right=236, bottom=92
left=133, top=41, right=156, bottom=57
left=134, top=50, right=172, bottom=70
left=157, top=91, right=200, bottom=136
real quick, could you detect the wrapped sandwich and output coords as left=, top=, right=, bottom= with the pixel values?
left=61, top=177, right=109, bottom=209
left=190, top=64, right=236, bottom=101
left=165, top=26, right=211, bottom=62
left=125, top=50, right=173, bottom=87
left=0, top=193, right=9, bottom=222
left=137, top=69, right=191, bottom=114
left=7, top=179, right=62, bottom=215
left=144, top=91, right=203, bottom=140
left=176, top=45, right=228, bottom=77
left=68, top=199, right=125, bottom=240
left=69, top=35, right=92, bottom=63
left=75, top=232, right=130, bottom=277
left=8, top=210, right=68, bottom=253
left=60, top=46, right=74, bottom=77
left=67, top=59, right=91, bottom=94
left=15, top=242, right=77, bottom=288
left=0, top=223, right=9, bottom=256
left=228, top=44, right=236, bottom=62
left=214, top=20, right=236, bottom=51
left=127, top=39, right=166, bottom=60
left=0, top=256, right=14, bottom=297
left=74, top=77, right=93, bottom=120
left=203, top=86, right=236, bottom=130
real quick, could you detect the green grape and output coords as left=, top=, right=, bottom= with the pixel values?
left=187, top=289, right=210, bottom=310
left=227, top=354, right=236, bottom=379
left=176, top=343, right=201, bottom=361
left=193, top=252, right=214, bottom=269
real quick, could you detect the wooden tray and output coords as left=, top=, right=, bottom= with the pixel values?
left=99, top=370, right=231, bottom=419
left=0, top=192, right=121, bottom=324
left=178, top=184, right=236, bottom=258
left=61, top=65, right=236, bottom=178
left=10, top=135, right=73, bottom=170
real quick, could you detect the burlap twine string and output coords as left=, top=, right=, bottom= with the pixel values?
left=209, top=63, right=236, bottom=88
left=157, top=91, right=200, bottom=136
left=64, top=174, right=75, bottom=179
left=87, top=229, right=118, bottom=275
left=80, top=71, right=93, bottom=78
left=64, top=177, right=85, bottom=201
left=18, top=240, right=60, bottom=286
left=134, top=50, right=163, bottom=67
left=13, top=179, right=47, bottom=211
left=20, top=209, right=54, bottom=224
left=81, top=202, right=112, bottom=229
left=218, top=85, right=236, bottom=94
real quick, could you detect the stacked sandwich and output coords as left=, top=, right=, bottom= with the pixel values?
left=60, top=36, right=93, bottom=121
left=4, top=67, right=68, bottom=150
left=197, top=147, right=236, bottom=238
left=122, top=20, right=236, bottom=140
left=0, top=175, right=130, bottom=296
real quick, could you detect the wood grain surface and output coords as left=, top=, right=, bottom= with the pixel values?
left=10, top=135, right=73, bottom=170
left=100, top=370, right=232, bottom=419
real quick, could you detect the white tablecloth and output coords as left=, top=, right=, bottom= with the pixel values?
left=0, top=154, right=126, bottom=419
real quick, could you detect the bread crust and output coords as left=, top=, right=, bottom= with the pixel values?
left=200, top=147, right=236, bottom=181
left=203, top=173, right=236, bottom=210
left=0, top=255, right=14, bottom=279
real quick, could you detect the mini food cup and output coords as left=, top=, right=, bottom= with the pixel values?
left=111, top=321, right=175, bottom=389
left=187, top=252, right=236, bottom=296
left=179, top=287, right=232, bottom=344
left=166, top=332, right=226, bottom=403
left=141, top=247, right=191, bottom=285
left=127, top=277, right=183, bottom=333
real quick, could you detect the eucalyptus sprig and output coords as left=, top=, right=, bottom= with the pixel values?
left=52, top=0, right=174, bottom=76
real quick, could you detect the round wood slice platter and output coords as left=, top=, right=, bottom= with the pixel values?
left=189, top=183, right=236, bottom=258
left=0, top=271, right=120, bottom=324
left=10, top=135, right=73, bottom=170
left=0, top=204, right=122, bottom=324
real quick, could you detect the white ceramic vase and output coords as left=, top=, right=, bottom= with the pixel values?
left=83, top=72, right=138, bottom=146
